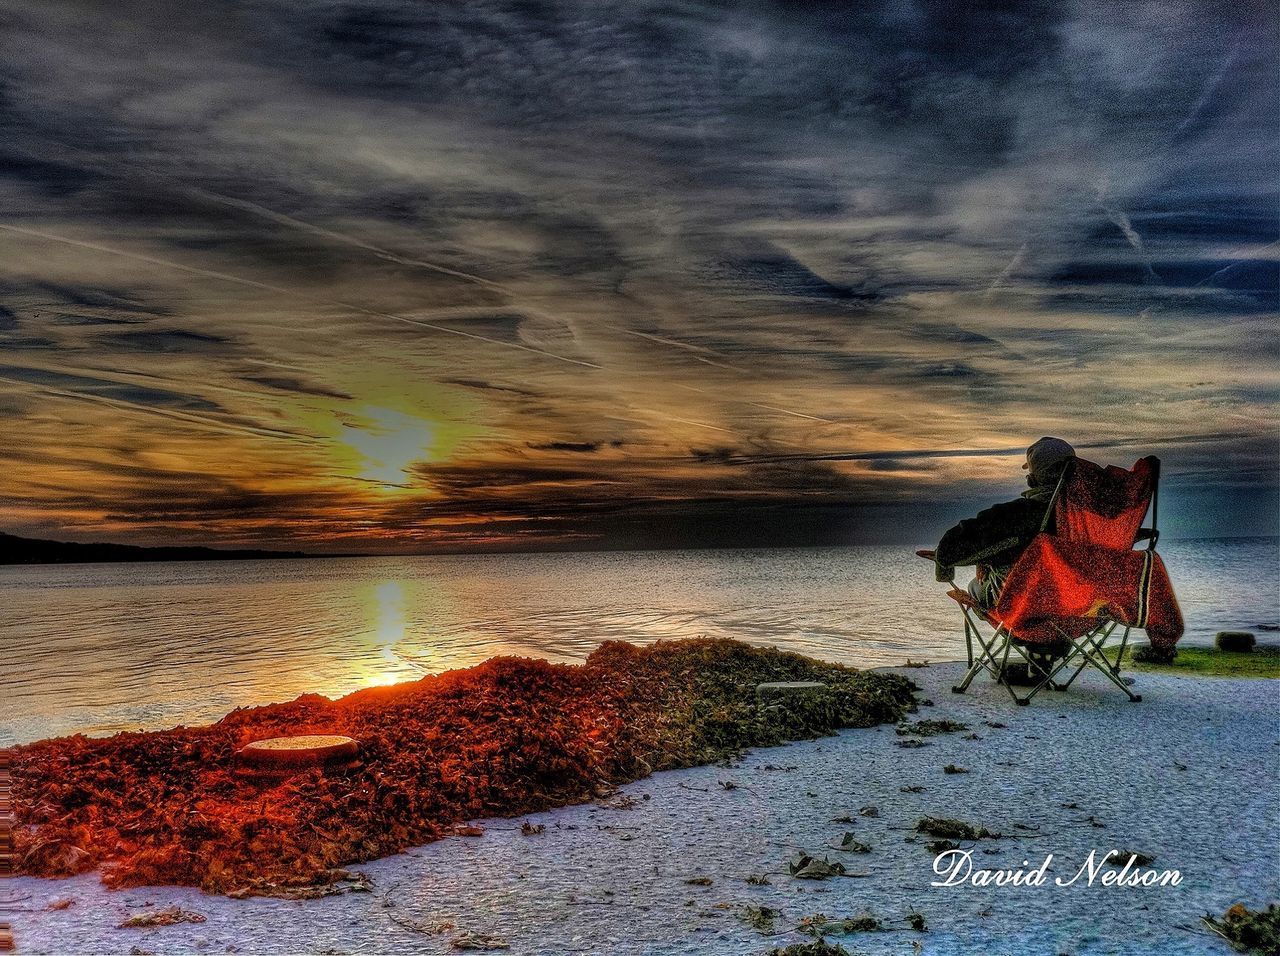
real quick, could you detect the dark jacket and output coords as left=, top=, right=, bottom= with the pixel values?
left=934, top=490, right=1053, bottom=583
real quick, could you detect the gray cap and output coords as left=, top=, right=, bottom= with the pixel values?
left=1022, top=436, right=1075, bottom=480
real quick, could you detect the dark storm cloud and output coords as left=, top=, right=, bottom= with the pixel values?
left=528, top=441, right=602, bottom=453
left=99, top=328, right=232, bottom=354
left=443, top=378, right=542, bottom=399
left=0, top=364, right=224, bottom=412
left=2, top=280, right=171, bottom=317
left=241, top=375, right=353, bottom=401
left=699, top=238, right=880, bottom=302
left=0, top=149, right=102, bottom=198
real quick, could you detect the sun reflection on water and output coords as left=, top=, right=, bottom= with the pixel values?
left=359, top=580, right=421, bottom=688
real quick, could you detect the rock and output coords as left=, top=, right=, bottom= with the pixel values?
left=236, top=735, right=359, bottom=769
left=1216, top=631, right=1256, bottom=653
left=755, top=681, right=829, bottom=704
left=1133, top=642, right=1176, bottom=664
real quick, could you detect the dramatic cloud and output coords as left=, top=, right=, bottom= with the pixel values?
left=0, top=0, right=1275, bottom=551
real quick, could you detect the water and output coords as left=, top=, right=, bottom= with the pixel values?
left=2, top=539, right=1275, bottom=745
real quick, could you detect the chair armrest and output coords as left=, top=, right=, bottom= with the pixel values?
left=1134, top=528, right=1159, bottom=549
left=947, top=588, right=995, bottom=622
left=915, top=549, right=936, bottom=560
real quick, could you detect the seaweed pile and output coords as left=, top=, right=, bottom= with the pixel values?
left=14, top=638, right=915, bottom=894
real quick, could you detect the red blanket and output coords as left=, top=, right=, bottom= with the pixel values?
left=991, top=534, right=1184, bottom=649
left=1053, top=456, right=1155, bottom=549
left=989, top=456, right=1183, bottom=649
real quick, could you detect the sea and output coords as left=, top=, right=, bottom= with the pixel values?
left=2, top=537, right=1276, bottom=745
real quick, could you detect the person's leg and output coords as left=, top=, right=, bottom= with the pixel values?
left=968, top=571, right=1002, bottom=610
left=967, top=576, right=986, bottom=606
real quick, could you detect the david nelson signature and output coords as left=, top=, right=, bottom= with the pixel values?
left=932, top=849, right=1182, bottom=888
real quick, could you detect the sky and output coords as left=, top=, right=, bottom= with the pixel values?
left=0, top=0, right=1276, bottom=553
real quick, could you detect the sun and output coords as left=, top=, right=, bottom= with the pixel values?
left=338, top=407, right=439, bottom=486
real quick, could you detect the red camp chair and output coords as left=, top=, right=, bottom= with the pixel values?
left=919, top=456, right=1183, bottom=706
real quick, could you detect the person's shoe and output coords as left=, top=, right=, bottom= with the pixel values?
left=999, top=663, right=1039, bottom=687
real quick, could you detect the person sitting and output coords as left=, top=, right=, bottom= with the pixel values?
left=933, top=437, right=1076, bottom=610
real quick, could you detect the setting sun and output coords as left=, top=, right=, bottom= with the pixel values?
left=339, top=407, right=440, bottom=487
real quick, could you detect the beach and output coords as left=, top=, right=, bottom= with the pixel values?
left=10, top=659, right=1277, bottom=956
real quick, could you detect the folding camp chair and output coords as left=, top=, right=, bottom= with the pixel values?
left=918, top=455, right=1182, bottom=706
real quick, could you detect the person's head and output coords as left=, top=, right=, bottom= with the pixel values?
left=1022, top=437, right=1075, bottom=487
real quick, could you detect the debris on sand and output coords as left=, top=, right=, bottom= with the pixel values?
left=897, top=719, right=968, bottom=737
left=520, top=822, right=545, bottom=836
left=905, top=911, right=928, bottom=931
left=943, top=764, right=970, bottom=774
left=769, top=942, right=852, bottom=956
left=900, top=785, right=926, bottom=794
left=1202, top=903, right=1280, bottom=954
left=896, top=738, right=929, bottom=749
left=745, top=873, right=772, bottom=886
left=788, top=852, right=847, bottom=880
left=799, top=913, right=882, bottom=935
left=915, top=817, right=998, bottom=840
left=14, top=639, right=915, bottom=895
left=683, top=876, right=713, bottom=886
left=117, top=907, right=206, bottom=928
left=451, top=932, right=510, bottom=951
left=225, top=869, right=371, bottom=900
left=385, top=912, right=455, bottom=936
left=836, top=833, right=871, bottom=853
left=740, top=904, right=781, bottom=933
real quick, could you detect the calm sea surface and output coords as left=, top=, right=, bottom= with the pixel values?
left=3, top=538, right=1276, bottom=745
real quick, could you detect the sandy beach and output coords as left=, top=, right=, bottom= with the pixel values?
left=10, top=659, right=1277, bottom=956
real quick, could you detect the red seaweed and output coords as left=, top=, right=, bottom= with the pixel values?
left=14, top=638, right=915, bottom=894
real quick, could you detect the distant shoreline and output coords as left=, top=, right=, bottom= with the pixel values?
left=0, top=532, right=321, bottom=566
left=1, top=531, right=1274, bottom=566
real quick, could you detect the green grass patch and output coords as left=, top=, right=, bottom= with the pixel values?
left=1122, top=644, right=1280, bottom=678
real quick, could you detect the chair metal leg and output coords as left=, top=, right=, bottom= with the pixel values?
left=953, top=613, right=1009, bottom=695
left=949, top=609, right=1142, bottom=706
left=1087, top=646, right=1143, bottom=702
left=1055, top=623, right=1117, bottom=691
left=1111, top=627, right=1132, bottom=676
left=953, top=623, right=995, bottom=693
left=1048, top=623, right=1142, bottom=702
left=996, top=636, right=1034, bottom=706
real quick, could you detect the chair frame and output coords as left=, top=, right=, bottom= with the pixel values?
left=934, top=458, right=1160, bottom=706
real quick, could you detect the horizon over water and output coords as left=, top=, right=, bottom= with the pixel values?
left=3, top=537, right=1276, bottom=745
